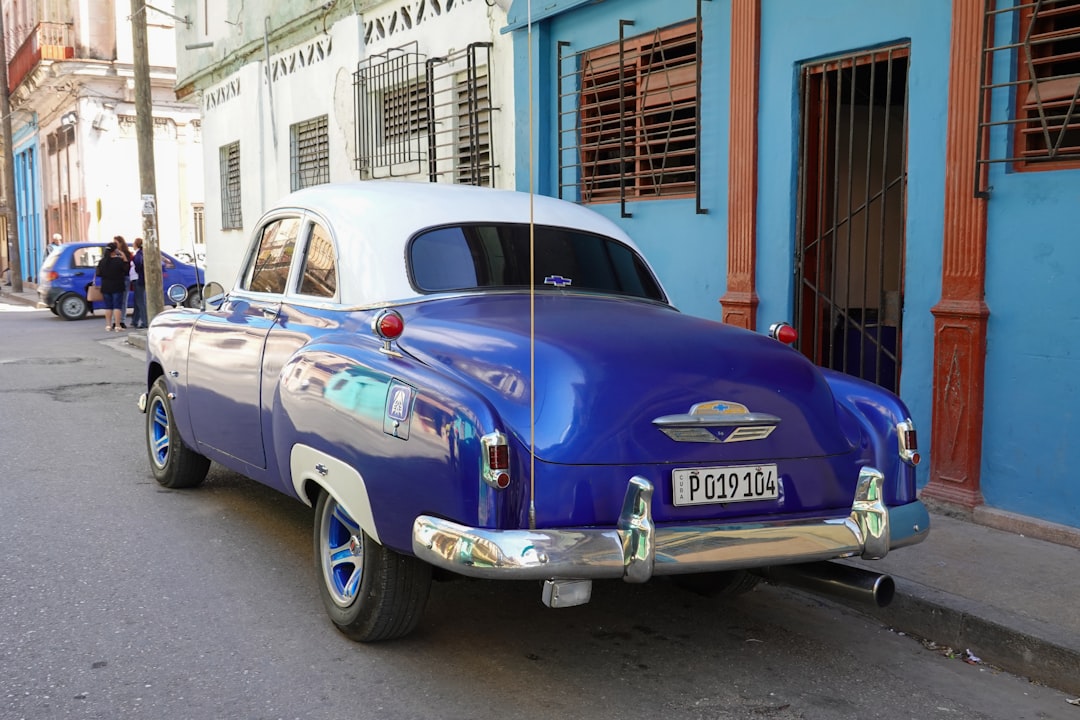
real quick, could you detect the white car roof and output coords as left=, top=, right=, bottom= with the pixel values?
left=264, top=181, right=659, bottom=307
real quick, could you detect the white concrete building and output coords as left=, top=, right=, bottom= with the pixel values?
left=4, top=0, right=203, bottom=284
left=173, top=0, right=514, bottom=286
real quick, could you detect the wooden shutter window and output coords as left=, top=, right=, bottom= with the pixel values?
left=1016, top=0, right=1080, bottom=165
left=579, top=21, right=699, bottom=203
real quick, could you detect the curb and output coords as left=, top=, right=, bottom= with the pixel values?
left=0, top=292, right=38, bottom=307
left=827, top=575, right=1080, bottom=696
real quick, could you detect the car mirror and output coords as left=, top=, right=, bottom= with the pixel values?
left=167, top=283, right=189, bottom=306
left=202, top=281, right=226, bottom=309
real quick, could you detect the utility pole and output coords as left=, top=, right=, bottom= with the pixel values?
left=131, top=0, right=163, bottom=319
left=0, top=8, right=23, bottom=293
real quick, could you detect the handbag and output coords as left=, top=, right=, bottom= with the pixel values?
left=87, top=284, right=104, bottom=302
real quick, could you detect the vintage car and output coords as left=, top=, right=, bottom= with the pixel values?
left=139, top=181, right=928, bottom=641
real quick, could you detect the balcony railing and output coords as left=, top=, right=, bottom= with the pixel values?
left=8, top=22, right=74, bottom=93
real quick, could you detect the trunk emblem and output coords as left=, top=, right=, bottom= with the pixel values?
left=690, top=400, right=749, bottom=415
left=653, top=401, right=780, bottom=443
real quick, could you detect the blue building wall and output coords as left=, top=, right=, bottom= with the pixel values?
left=977, top=11, right=1080, bottom=527
left=509, top=0, right=1079, bottom=528
left=755, top=0, right=951, bottom=496
left=13, top=122, right=43, bottom=284
left=510, top=0, right=732, bottom=321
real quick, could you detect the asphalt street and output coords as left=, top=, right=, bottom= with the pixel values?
left=1, top=302, right=1077, bottom=720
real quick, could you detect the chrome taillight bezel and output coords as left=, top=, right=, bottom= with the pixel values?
left=480, top=430, right=511, bottom=489
left=897, top=419, right=920, bottom=466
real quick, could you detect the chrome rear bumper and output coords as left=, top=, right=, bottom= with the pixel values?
left=411, top=467, right=929, bottom=582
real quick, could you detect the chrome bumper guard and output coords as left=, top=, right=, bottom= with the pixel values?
left=411, top=467, right=929, bottom=582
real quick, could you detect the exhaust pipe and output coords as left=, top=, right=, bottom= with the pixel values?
left=757, top=561, right=895, bottom=608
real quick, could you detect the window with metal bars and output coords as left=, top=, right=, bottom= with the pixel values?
left=219, top=142, right=242, bottom=229
left=455, top=65, right=491, bottom=186
left=384, top=81, right=430, bottom=144
left=1015, top=0, right=1080, bottom=165
left=977, top=0, right=1080, bottom=191
left=355, top=44, right=428, bottom=173
left=559, top=21, right=700, bottom=208
left=290, top=115, right=330, bottom=191
left=354, top=42, right=495, bottom=184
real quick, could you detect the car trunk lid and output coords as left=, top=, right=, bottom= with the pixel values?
left=397, top=294, right=853, bottom=465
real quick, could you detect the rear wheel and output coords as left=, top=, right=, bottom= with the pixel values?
left=671, top=570, right=761, bottom=598
left=57, top=293, right=87, bottom=321
left=314, top=491, right=431, bottom=642
left=146, top=377, right=210, bottom=489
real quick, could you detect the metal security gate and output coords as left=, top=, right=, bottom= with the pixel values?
left=794, top=45, right=909, bottom=392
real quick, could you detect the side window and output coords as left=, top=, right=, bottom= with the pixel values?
left=242, top=217, right=301, bottom=294
left=298, top=222, right=338, bottom=298
left=73, top=247, right=102, bottom=269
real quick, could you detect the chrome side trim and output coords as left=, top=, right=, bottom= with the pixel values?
left=412, top=469, right=930, bottom=582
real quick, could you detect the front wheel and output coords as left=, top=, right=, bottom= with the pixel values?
left=314, top=491, right=431, bottom=642
left=146, top=376, right=210, bottom=489
left=183, top=285, right=203, bottom=308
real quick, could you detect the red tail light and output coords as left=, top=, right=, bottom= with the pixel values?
left=372, top=309, right=404, bottom=340
left=897, top=420, right=920, bottom=466
left=481, top=431, right=511, bottom=489
left=768, top=322, right=798, bottom=345
left=44, top=271, right=58, bottom=282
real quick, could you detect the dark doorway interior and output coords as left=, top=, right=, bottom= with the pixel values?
left=794, top=46, right=909, bottom=392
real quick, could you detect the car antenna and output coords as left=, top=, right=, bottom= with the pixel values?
left=187, top=237, right=206, bottom=310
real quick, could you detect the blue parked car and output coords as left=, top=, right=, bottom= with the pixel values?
left=139, top=182, right=929, bottom=642
left=38, top=241, right=205, bottom=320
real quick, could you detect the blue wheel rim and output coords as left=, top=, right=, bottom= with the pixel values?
left=320, top=498, right=363, bottom=608
left=149, top=395, right=170, bottom=468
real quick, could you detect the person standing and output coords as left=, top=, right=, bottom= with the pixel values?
left=130, top=237, right=147, bottom=329
left=96, top=242, right=130, bottom=331
left=44, top=233, right=62, bottom=260
left=114, top=235, right=133, bottom=329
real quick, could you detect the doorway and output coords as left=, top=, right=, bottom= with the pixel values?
left=794, top=45, right=909, bottom=392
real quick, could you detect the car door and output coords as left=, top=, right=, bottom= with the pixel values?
left=259, top=215, right=343, bottom=493
left=186, top=214, right=302, bottom=471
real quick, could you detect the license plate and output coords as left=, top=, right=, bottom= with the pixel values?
left=672, top=464, right=779, bottom=506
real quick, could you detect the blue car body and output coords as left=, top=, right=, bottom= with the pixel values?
left=38, top=241, right=205, bottom=320
left=140, top=182, right=928, bottom=641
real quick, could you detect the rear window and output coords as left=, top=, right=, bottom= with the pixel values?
left=408, top=223, right=665, bottom=302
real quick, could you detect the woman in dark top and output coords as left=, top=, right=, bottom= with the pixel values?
left=114, top=235, right=133, bottom=328
left=96, top=242, right=130, bottom=331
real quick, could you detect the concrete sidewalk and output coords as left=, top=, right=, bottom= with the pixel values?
left=845, top=511, right=1080, bottom=696
left=3, top=284, right=1079, bottom=694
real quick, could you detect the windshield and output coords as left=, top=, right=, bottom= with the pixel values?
left=408, top=223, right=666, bottom=302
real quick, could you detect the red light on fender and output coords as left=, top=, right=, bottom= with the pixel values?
left=488, top=444, right=509, bottom=471
left=372, top=309, right=404, bottom=341
left=897, top=420, right=920, bottom=466
left=769, top=322, right=798, bottom=345
left=480, top=431, right=511, bottom=490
